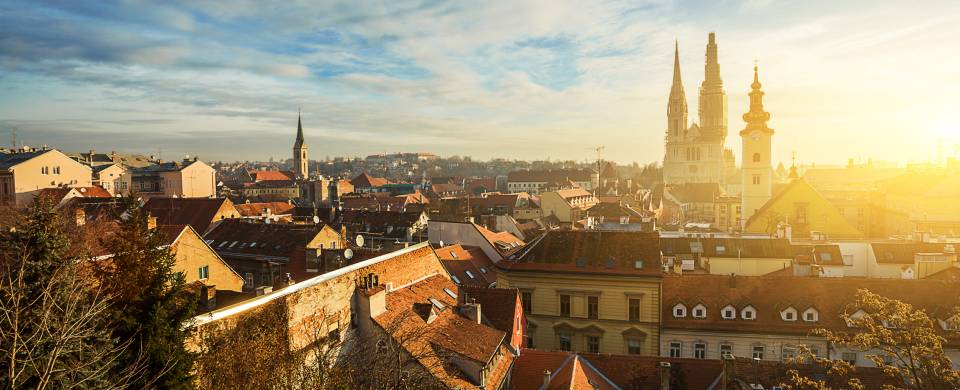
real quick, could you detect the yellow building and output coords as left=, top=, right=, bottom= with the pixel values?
left=160, top=224, right=244, bottom=292
left=714, top=195, right=742, bottom=232
left=0, top=147, right=93, bottom=207
left=744, top=177, right=862, bottom=239
left=496, top=230, right=663, bottom=356
left=539, top=188, right=598, bottom=224
left=93, top=163, right=131, bottom=196
left=131, top=158, right=217, bottom=199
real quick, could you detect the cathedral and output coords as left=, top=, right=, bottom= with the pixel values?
left=661, top=33, right=777, bottom=229
left=662, top=33, right=737, bottom=187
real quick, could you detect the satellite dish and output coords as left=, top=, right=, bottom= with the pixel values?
left=344, top=248, right=354, bottom=260
left=312, top=216, right=320, bottom=224
left=355, top=235, right=365, bottom=247
left=273, top=215, right=280, bottom=222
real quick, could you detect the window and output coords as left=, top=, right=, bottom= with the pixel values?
left=586, top=336, right=600, bottom=353
left=752, top=174, right=761, bottom=185
left=244, top=273, right=254, bottom=287
left=669, top=342, right=682, bottom=358
left=693, top=304, right=707, bottom=318
left=41, top=166, right=49, bottom=175
left=198, top=265, right=209, bottom=280
left=742, top=306, right=756, bottom=320
left=782, top=347, right=796, bottom=361
left=694, top=343, right=707, bottom=359
left=627, top=339, right=642, bottom=355
left=451, top=275, right=461, bottom=284
left=628, top=298, right=641, bottom=322
left=753, top=153, right=761, bottom=163
left=722, top=305, right=736, bottom=319
left=803, top=308, right=819, bottom=322
left=752, top=345, right=765, bottom=360
left=559, top=294, right=571, bottom=317
left=842, top=352, right=857, bottom=365
left=53, top=166, right=61, bottom=174
left=521, top=291, right=533, bottom=314
left=673, top=304, right=687, bottom=318
left=465, top=270, right=475, bottom=279
left=587, top=296, right=599, bottom=319
left=558, top=334, right=571, bottom=351
left=795, top=204, right=808, bottom=224
left=782, top=307, right=797, bottom=321
left=720, top=343, right=733, bottom=357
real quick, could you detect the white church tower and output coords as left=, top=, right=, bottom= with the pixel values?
left=740, top=65, right=774, bottom=224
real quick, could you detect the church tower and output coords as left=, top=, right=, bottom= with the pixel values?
left=699, top=32, right=728, bottom=140
left=293, top=112, right=308, bottom=180
left=740, top=65, right=774, bottom=225
left=667, top=41, right=688, bottom=141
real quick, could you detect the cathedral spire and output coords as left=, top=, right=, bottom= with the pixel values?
left=667, top=40, right=688, bottom=138
left=741, top=64, right=773, bottom=135
left=698, top=32, right=727, bottom=139
left=702, top=32, right=722, bottom=89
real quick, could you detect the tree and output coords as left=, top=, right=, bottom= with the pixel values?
left=0, top=201, right=139, bottom=389
left=783, top=289, right=960, bottom=390
left=93, top=198, right=197, bottom=388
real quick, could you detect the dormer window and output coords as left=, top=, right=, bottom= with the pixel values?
left=741, top=306, right=757, bottom=320
left=673, top=304, right=687, bottom=318
left=781, top=307, right=798, bottom=322
left=721, top=305, right=737, bottom=320
left=803, top=308, right=819, bottom=322
left=847, top=309, right=867, bottom=327
left=693, top=304, right=707, bottom=318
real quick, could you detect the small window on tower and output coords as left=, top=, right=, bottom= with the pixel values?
left=753, top=153, right=761, bottom=162
left=752, top=175, right=761, bottom=185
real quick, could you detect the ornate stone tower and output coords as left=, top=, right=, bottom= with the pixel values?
left=667, top=41, right=688, bottom=142
left=740, top=65, right=774, bottom=225
left=699, top=32, right=728, bottom=141
left=293, top=112, right=308, bottom=179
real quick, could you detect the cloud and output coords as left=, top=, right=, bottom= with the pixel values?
left=0, top=0, right=957, bottom=165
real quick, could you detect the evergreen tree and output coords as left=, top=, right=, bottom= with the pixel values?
left=94, top=198, right=197, bottom=388
left=0, top=201, right=127, bottom=389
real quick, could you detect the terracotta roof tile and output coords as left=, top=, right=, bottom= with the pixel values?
left=142, top=197, right=233, bottom=234
left=460, top=286, right=520, bottom=334
left=234, top=201, right=296, bottom=216
left=501, top=230, right=662, bottom=277
left=249, top=170, right=295, bottom=182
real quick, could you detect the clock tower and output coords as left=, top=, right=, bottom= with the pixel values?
left=740, top=65, right=774, bottom=226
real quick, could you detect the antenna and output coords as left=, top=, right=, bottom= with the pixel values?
left=10, top=127, right=16, bottom=149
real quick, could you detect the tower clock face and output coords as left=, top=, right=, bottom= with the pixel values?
left=750, top=130, right=761, bottom=141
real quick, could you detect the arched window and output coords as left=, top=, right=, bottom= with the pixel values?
left=753, top=153, right=761, bottom=163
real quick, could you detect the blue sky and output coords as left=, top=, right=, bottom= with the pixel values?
left=1, top=0, right=958, bottom=165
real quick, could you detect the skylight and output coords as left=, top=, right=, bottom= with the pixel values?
left=451, top=275, right=461, bottom=284
left=443, top=288, right=457, bottom=299
left=480, top=267, right=487, bottom=274
left=450, top=251, right=458, bottom=259
left=428, top=297, right=446, bottom=311
left=465, top=270, right=475, bottom=279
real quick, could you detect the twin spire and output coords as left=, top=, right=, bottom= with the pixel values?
left=741, top=64, right=773, bottom=135
left=294, top=108, right=305, bottom=148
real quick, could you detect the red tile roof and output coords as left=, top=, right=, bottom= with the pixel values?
left=350, top=172, right=390, bottom=188
left=234, top=201, right=296, bottom=216
left=500, top=230, right=662, bottom=277
left=249, top=170, right=295, bottom=182
left=662, top=274, right=960, bottom=338
left=204, top=219, right=324, bottom=261
left=373, top=275, right=511, bottom=389
left=142, top=197, right=234, bottom=234
left=476, top=224, right=525, bottom=256
left=435, top=244, right=497, bottom=287
left=507, top=169, right=593, bottom=183
left=460, top=286, right=520, bottom=335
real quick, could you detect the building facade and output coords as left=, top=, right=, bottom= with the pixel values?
left=663, top=33, right=732, bottom=187
left=0, top=148, right=94, bottom=207
left=496, top=230, right=663, bottom=356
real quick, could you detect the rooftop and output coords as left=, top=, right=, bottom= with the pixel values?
left=501, top=230, right=662, bottom=277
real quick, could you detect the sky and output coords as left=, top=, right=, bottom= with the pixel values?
left=1, top=0, right=959, bottom=165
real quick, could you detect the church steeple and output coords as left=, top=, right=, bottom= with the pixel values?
left=740, top=65, right=773, bottom=135
left=667, top=40, right=688, bottom=140
left=293, top=110, right=308, bottom=179
left=698, top=32, right=728, bottom=139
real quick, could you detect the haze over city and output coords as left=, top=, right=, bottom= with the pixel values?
left=2, top=0, right=958, bottom=164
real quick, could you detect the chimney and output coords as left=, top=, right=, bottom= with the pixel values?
left=658, top=362, right=672, bottom=390
left=461, top=300, right=482, bottom=324
left=147, top=215, right=157, bottom=230
left=543, top=370, right=551, bottom=388
left=728, top=273, right=737, bottom=288
left=721, top=353, right=736, bottom=388
left=88, top=149, right=95, bottom=164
